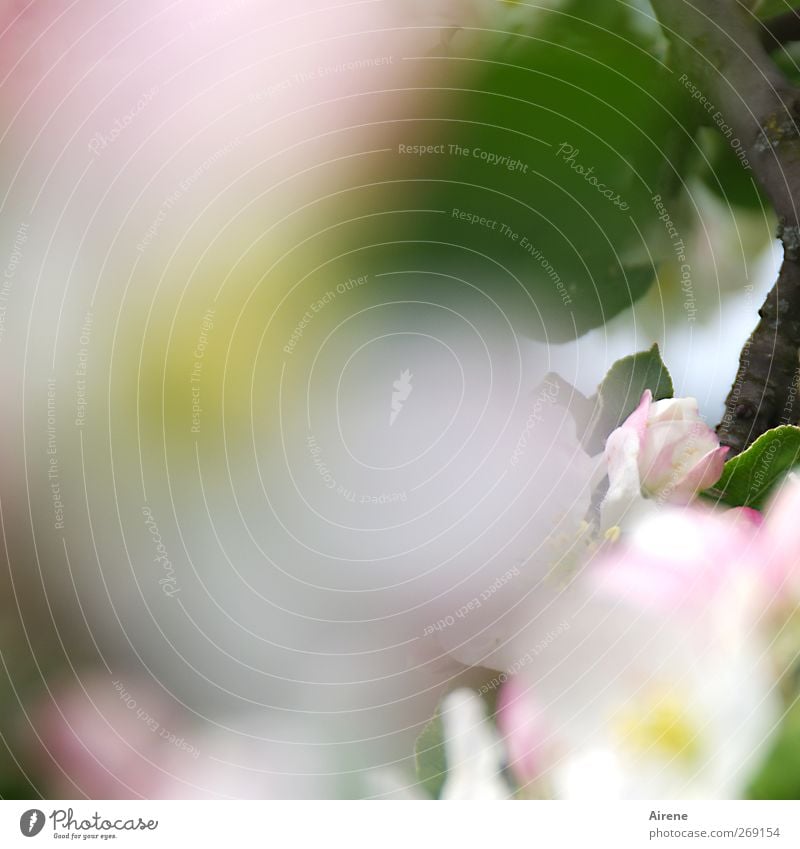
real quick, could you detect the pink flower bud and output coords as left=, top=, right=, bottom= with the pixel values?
left=606, top=390, right=728, bottom=507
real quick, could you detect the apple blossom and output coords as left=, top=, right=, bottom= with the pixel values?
left=473, top=502, right=782, bottom=799
left=602, top=390, right=728, bottom=529
left=496, top=586, right=778, bottom=797
left=597, top=472, right=800, bottom=627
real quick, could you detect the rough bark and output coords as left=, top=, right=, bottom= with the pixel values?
left=651, top=0, right=800, bottom=454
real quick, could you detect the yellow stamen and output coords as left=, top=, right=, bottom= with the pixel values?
left=614, top=690, right=701, bottom=764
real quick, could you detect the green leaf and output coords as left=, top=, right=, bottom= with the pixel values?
left=414, top=708, right=447, bottom=798
left=705, top=425, right=800, bottom=509
left=584, top=344, right=674, bottom=453
left=748, top=699, right=800, bottom=799
left=338, top=0, right=702, bottom=342
left=756, top=0, right=797, bottom=20
left=696, top=127, right=764, bottom=210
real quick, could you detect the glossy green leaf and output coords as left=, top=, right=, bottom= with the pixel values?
left=705, top=425, right=800, bottom=509
left=339, top=0, right=702, bottom=341
left=584, top=343, right=674, bottom=452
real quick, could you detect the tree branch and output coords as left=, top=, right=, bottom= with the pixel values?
left=650, top=0, right=800, bottom=455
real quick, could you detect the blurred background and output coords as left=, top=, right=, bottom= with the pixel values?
left=0, top=0, right=789, bottom=798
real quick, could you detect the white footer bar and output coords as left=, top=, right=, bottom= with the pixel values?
left=1, top=800, right=797, bottom=848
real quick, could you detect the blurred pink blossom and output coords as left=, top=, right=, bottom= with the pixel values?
left=490, top=476, right=800, bottom=798
left=34, top=675, right=331, bottom=799
left=497, top=678, right=550, bottom=787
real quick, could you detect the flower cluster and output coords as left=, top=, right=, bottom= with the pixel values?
left=431, top=392, right=799, bottom=800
